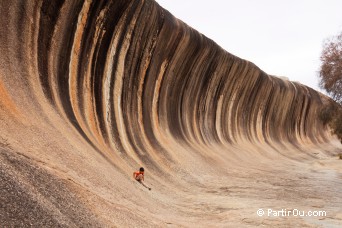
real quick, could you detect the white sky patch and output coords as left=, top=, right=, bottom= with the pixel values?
left=156, top=0, right=342, bottom=91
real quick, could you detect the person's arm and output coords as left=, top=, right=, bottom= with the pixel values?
left=133, top=172, right=135, bottom=179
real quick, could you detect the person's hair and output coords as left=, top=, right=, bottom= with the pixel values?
left=139, top=167, right=144, bottom=172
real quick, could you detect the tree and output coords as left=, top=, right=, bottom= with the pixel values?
left=319, top=101, right=342, bottom=143
left=319, top=32, right=342, bottom=105
left=319, top=31, right=342, bottom=143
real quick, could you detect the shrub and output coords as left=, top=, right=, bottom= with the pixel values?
left=319, top=102, right=342, bottom=143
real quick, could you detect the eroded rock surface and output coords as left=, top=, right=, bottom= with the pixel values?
left=1, top=0, right=341, bottom=227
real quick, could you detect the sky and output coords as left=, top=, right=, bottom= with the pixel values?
left=155, top=0, right=342, bottom=91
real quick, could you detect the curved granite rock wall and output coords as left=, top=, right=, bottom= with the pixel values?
left=0, top=0, right=337, bottom=226
left=0, top=0, right=332, bottom=172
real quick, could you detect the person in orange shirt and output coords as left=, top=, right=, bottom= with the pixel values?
left=133, top=167, right=151, bottom=190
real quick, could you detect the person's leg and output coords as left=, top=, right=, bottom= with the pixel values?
left=135, top=174, right=151, bottom=190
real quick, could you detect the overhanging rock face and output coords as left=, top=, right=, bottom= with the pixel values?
left=0, top=0, right=340, bottom=227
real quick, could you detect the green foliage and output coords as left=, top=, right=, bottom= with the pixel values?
left=319, top=103, right=335, bottom=125
left=319, top=102, right=342, bottom=143
left=332, top=111, right=342, bottom=143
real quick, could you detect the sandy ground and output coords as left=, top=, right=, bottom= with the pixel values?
left=1, top=132, right=341, bottom=227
